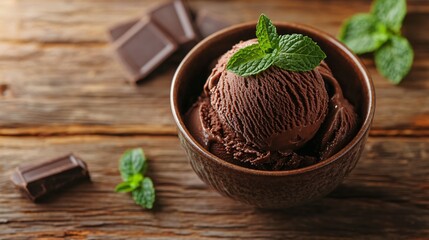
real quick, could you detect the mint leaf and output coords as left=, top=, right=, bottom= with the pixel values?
left=256, top=14, right=279, bottom=53
left=227, top=14, right=327, bottom=76
left=226, top=44, right=277, bottom=76
left=129, top=173, right=143, bottom=189
left=115, top=173, right=143, bottom=193
left=339, top=14, right=389, bottom=54
left=372, top=0, right=406, bottom=33
left=274, top=34, right=326, bottom=72
left=115, top=182, right=134, bottom=193
left=375, top=35, right=413, bottom=84
left=132, top=178, right=155, bottom=209
left=119, top=148, right=147, bottom=181
left=338, top=0, right=413, bottom=85
left=115, top=148, right=156, bottom=210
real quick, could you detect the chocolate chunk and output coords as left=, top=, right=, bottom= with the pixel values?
left=195, top=10, right=231, bottom=38
left=112, top=18, right=178, bottom=82
left=107, top=0, right=204, bottom=82
left=149, top=0, right=199, bottom=48
left=108, top=18, right=138, bottom=42
left=11, top=154, right=90, bottom=202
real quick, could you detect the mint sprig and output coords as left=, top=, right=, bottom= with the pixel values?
left=226, top=44, right=276, bottom=77
left=115, top=148, right=155, bottom=209
left=371, top=0, right=406, bottom=33
left=339, top=14, right=389, bottom=54
left=375, top=35, right=413, bottom=84
left=119, top=148, right=147, bottom=181
left=256, top=14, right=279, bottom=52
left=339, top=0, right=413, bottom=84
left=275, top=34, right=327, bottom=72
left=226, top=14, right=326, bottom=76
left=133, top=178, right=155, bottom=209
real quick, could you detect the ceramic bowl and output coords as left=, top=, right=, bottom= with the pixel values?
left=171, top=22, right=375, bottom=208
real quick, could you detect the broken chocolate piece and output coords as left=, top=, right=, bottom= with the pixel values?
left=195, top=10, right=231, bottom=38
left=108, top=18, right=138, bottom=42
left=11, top=154, right=90, bottom=202
left=112, top=18, right=178, bottom=82
left=107, top=1, right=230, bottom=82
left=149, top=0, right=199, bottom=48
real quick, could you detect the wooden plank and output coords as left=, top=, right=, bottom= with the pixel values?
left=0, top=0, right=428, bottom=136
left=0, top=135, right=428, bottom=239
left=0, top=0, right=428, bottom=43
left=0, top=43, right=428, bottom=135
left=0, top=42, right=175, bottom=128
left=0, top=1, right=428, bottom=239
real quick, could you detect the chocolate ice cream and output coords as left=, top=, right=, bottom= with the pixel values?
left=185, top=39, right=359, bottom=171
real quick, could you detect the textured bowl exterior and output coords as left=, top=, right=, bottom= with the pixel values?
left=171, top=22, right=375, bottom=208
left=179, top=130, right=368, bottom=208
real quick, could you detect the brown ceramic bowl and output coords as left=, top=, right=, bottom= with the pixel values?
left=171, top=22, right=375, bottom=208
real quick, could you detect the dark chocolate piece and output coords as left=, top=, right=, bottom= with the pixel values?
left=107, top=0, right=202, bottom=82
left=11, top=154, right=90, bottom=202
left=195, top=10, right=231, bottom=38
left=149, top=0, right=199, bottom=48
left=113, top=18, right=178, bottom=82
left=108, top=18, right=138, bottom=42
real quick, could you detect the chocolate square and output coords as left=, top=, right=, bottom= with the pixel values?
left=11, top=154, right=90, bottom=202
left=112, top=18, right=178, bottom=82
left=149, top=0, right=199, bottom=47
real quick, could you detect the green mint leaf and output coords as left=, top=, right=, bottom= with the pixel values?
left=375, top=35, right=413, bottom=84
left=339, top=14, right=389, bottom=54
left=129, top=173, right=143, bottom=189
left=115, top=182, right=134, bottom=193
left=132, top=177, right=155, bottom=209
left=256, top=14, right=279, bottom=53
left=372, top=0, right=406, bottom=33
left=227, top=14, right=327, bottom=76
left=274, top=34, right=326, bottom=72
left=226, top=44, right=276, bottom=76
left=116, top=148, right=156, bottom=210
left=119, top=148, right=147, bottom=181
left=115, top=173, right=143, bottom=192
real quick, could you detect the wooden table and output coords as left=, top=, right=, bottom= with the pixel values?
left=0, top=0, right=428, bottom=239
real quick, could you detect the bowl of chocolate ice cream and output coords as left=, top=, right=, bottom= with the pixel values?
left=171, top=20, right=375, bottom=208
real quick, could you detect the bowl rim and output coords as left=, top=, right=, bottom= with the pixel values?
left=171, top=21, right=375, bottom=176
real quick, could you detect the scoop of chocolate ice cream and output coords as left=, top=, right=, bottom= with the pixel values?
left=185, top=39, right=359, bottom=170
left=313, top=62, right=359, bottom=159
left=207, top=40, right=328, bottom=152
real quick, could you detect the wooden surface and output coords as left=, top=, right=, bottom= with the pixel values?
left=0, top=0, right=428, bottom=239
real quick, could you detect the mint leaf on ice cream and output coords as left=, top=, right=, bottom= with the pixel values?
left=275, top=34, right=326, bottom=72
left=256, top=14, right=279, bottom=53
left=227, top=14, right=326, bottom=77
left=227, top=44, right=277, bottom=76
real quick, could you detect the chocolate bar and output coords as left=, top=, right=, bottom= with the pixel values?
left=108, top=0, right=198, bottom=83
left=108, top=18, right=138, bottom=42
left=108, top=0, right=230, bottom=83
left=149, top=0, right=199, bottom=48
left=112, top=18, right=178, bottom=82
left=11, top=154, right=90, bottom=202
left=195, top=10, right=231, bottom=38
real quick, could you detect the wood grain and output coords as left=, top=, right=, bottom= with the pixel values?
left=0, top=0, right=428, bottom=136
left=0, top=136, right=428, bottom=239
left=0, top=0, right=429, bottom=239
